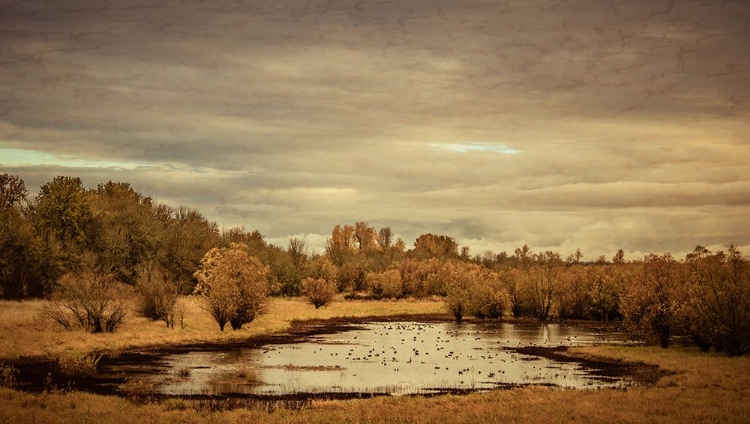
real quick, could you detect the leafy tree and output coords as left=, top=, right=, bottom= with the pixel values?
left=33, top=176, right=96, bottom=272
left=557, top=265, right=591, bottom=320
left=589, top=263, right=626, bottom=322
left=45, top=271, right=131, bottom=333
left=221, top=227, right=273, bottom=261
left=0, top=173, right=28, bottom=211
left=90, top=181, right=164, bottom=285
left=326, top=224, right=356, bottom=266
left=398, top=258, right=430, bottom=297
left=161, top=205, right=220, bottom=287
left=34, top=176, right=93, bottom=246
left=337, top=256, right=369, bottom=292
left=526, top=251, right=563, bottom=321
left=275, top=238, right=308, bottom=296
left=353, top=221, right=378, bottom=252
left=502, top=268, right=529, bottom=318
left=684, top=245, right=750, bottom=356
left=301, top=277, right=337, bottom=309
left=412, top=233, right=459, bottom=259
left=443, top=260, right=477, bottom=323
left=0, top=174, right=57, bottom=298
left=365, top=269, right=402, bottom=299
left=378, top=227, right=393, bottom=250
left=193, top=243, right=270, bottom=331
left=470, top=269, right=506, bottom=320
left=306, top=256, right=339, bottom=283
left=612, top=249, right=626, bottom=264
left=622, top=253, right=681, bottom=348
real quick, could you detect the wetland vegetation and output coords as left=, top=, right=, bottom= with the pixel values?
left=2, top=173, right=750, bottom=422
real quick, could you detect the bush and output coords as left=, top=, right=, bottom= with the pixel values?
left=134, top=263, right=180, bottom=328
left=472, top=281, right=507, bottom=320
left=193, top=243, right=271, bottom=331
left=45, top=271, right=131, bottom=333
left=301, top=277, right=337, bottom=309
left=365, top=269, right=402, bottom=299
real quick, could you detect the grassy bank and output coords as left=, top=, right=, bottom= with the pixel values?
left=0, top=296, right=446, bottom=360
left=1, top=298, right=749, bottom=423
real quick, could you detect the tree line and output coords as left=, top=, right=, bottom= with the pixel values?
left=1, top=173, right=748, bottom=355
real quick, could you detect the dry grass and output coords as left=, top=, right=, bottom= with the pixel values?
left=1, top=298, right=750, bottom=423
left=0, top=296, right=445, bottom=360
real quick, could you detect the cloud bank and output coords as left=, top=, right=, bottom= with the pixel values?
left=1, top=0, right=749, bottom=258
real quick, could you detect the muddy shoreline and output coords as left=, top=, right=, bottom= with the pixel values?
left=5, top=314, right=658, bottom=406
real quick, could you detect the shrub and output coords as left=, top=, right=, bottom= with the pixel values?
left=365, top=269, right=402, bottom=299
left=193, top=243, right=270, bottom=331
left=301, top=277, right=337, bottom=309
left=134, top=263, right=180, bottom=327
left=44, top=271, right=131, bottom=333
left=472, top=280, right=507, bottom=320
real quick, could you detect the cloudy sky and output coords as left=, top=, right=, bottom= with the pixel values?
left=1, top=0, right=749, bottom=259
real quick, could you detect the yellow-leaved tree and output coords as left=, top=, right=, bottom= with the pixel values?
left=193, top=243, right=270, bottom=331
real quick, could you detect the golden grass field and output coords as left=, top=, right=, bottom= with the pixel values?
left=1, top=297, right=749, bottom=423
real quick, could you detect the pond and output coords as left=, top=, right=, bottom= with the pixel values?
left=103, top=320, right=642, bottom=397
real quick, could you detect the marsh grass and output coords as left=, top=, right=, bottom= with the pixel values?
left=57, top=353, right=100, bottom=378
left=208, top=368, right=264, bottom=388
left=0, top=364, right=18, bottom=389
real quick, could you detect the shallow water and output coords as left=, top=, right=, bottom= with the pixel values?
left=119, top=321, right=639, bottom=396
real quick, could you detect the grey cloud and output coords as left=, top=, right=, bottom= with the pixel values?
left=1, top=0, right=749, bottom=258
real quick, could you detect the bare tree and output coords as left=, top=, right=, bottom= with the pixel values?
left=45, top=271, right=131, bottom=333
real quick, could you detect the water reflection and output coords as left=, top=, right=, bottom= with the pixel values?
left=129, top=321, right=638, bottom=396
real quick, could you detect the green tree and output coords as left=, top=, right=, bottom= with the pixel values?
left=90, top=181, right=164, bottom=285
left=161, top=205, right=220, bottom=287
left=275, top=238, right=308, bottom=296
left=33, top=176, right=96, bottom=272
left=0, top=174, right=57, bottom=298
left=34, top=176, right=93, bottom=247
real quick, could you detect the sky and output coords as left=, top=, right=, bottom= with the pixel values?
left=1, top=0, right=749, bottom=260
